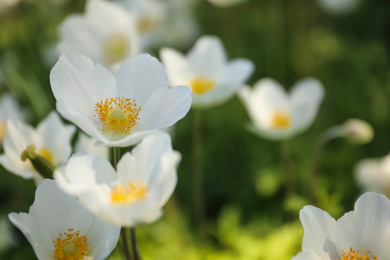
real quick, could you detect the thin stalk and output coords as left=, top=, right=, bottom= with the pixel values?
left=281, top=141, right=295, bottom=198
left=130, top=228, right=141, bottom=260
left=193, top=109, right=206, bottom=239
left=114, top=147, right=131, bottom=260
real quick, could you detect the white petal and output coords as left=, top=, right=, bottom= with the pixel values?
left=115, top=53, right=170, bottom=105
left=290, top=78, right=324, bottom=133
left=335, top=192, right=390, bottom=258
left=160, top=48, right=191, bottom=86
left=300, top=206, right=338, bottom=260
left=220, top=58, right=254, bottom=86
left=291, top=250, right=323, bottom=260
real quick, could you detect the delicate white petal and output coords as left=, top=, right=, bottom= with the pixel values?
left=300, top=206, right=338, bottom=260
left=291, top=250, right=323, bottom=260
left=75, top=132, right=109, bottom=159
left=159, top=47, right=191, bottom=86
left=220, top=58, right=254, bottom=86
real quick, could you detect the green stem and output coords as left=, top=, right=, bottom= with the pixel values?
left=281, top=141, right=294, bottom=198
left=193, top=110, right=206, bottom=239
left=114, top=147, right=131, bottom=260
left=130, top=228, right=141, bottom=260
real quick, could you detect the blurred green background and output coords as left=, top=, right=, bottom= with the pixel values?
left=1, top=0, right=390, bottom=259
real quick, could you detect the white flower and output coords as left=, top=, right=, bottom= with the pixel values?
left=9, top=179, right=120, bottom=260
left=50, top=52, right=191, bottom=147
left=206, top=0, right=248, bottom=8
left=0, top=93, right=25, bottom=143
left=293, top=192, right=390, bottom=260
left=0, top=111, right=75, bottom=181
left=75, top=132, right=109, bottom=159
left=355, top=155, right=390, bottom=197
left=317, top=0, right=361, bottom=15
left=160, top=36, right=254, bottom=108
left=55, top=133, right=180, bottom=227
left=57, top=0, right=140, bottom=68
left=343, top=118, right=373, bottom=144
left=239, top=78, right=324, bottom=140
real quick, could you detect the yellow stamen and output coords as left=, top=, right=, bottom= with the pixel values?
left=102, top=33, right=129, bottom=65
left=111, top=181, right=148, bottom=205
left=0, top=122, right=6, bottom=141
left=338, top=247, right=378, bottom=260
left=94, top=97, right=141, bottom=135
left=138, top=16, right=157, bottom=32
left=271, top=110, right=291, bottom=129
left=37, top=147, right=53, bottom=163
left=190, top=77, right=215, bottom=95
left=53, top=228, right=89, bottom=260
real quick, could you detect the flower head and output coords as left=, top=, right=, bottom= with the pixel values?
left=293, top=192, right=390, bottom=260
left=50, top=52, right=191, bottom=147
left=9, top=179, right=120, bottom=260
left=54, top=133, right=180, bottom=226
left=57, top=0, right=140, bottom=68
left=0, top=112, right=75, bottom=182
left=160, top=36, right=254, bottom=108
left=239, top=78, right=324, bottom=140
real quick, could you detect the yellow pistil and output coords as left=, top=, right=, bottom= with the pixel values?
left=0, top=122, right=6, bottom=141
left=94, top=97, right=141, bottom=135
left=53, top=228, right=89, bottom=260
left=102, top=33, right=129, bottom=65
left=111, top=181, right=148, bottom=205
left=338, top=248, right=378, bottom=260
left=271, top=110, right=291, bottom=129
left=37, top=147, right=53, bottom=163
left=190, top=77, right=215, bottom=95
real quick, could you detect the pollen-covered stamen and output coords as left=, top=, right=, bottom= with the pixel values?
left=190, top=77, right=215, bottom=95
left=111, top=181, right=148, bottom=205
left=338, top=247, right=378, bottom=260
left=94, top=97, right=141, bottom=135
left=271, top=110, right=291, bottom=129
left=102, top=33, right=129, bottom=65
left=53, top=228, right=89, bottom=260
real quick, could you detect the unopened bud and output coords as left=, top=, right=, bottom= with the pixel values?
left=343, top=118, right=374, bottom=144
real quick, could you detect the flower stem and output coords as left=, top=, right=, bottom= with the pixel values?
left=130, top=227, right=141, bottom=260
left=281, top=141, right=294, bottom=198
left=113, top=147, right=131, bottom=260
left=193, top=109, right=206, bottom=239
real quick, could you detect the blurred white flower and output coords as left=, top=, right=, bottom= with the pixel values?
left=57, top=0, right=140, bottom=69
left=9, top=179, right=120, bottom=260
left=55, top=133, right=180, bottom=227
left=355, top=154, right=390, bottom=197
left=0, top=215, right=15, bottom=253
left=116, top=0, right=199, bottom=49
left=239, top=78, right=324, bottom=140
left=293, top=192, right=390, bottom=260
left=75, top=132, right=109, bottom=159
left=161, top=36, right=254, bottom=108
left=317, top=0, right=361, bottom=15
left=207, top=0, right=248, bottom=8
left=0, top=93, right=25, bottom=143
left=50, top=52, right=191, bottom=147
left=0, top=112, right=75, bottom=182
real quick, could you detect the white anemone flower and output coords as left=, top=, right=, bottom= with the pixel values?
left=239, top=78, right=324, bottom=140
left=0, top=111, right=75, bottom=182
left=54, top=133, right=180, bottom=227
left=160, top=36, right=254, bottom=108
left=0, top=93, right=25, bottom=143
left=292, top=192, right=390, bottom=260
left=57, top=0, right=140, bottom=69
left=355, top=155, right=390, bottom=197
left=75, top=132, right=109, bottom=159
left=9, top=179, right=120, bottom=260
left=317, top=0, right=361, bottom=15
left=50, top=52, right=191, bottom=147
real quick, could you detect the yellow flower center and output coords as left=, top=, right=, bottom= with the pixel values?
left=138, top=15, right=157, bottom=32
left=37, top=147, right=53, bottom=163
left=190, top=77, right=215, bottom=95
left=53, top=228, right=89, bottom=260
left=102, top=33, right=129, bottom=65
left=0, top=122, right=6, bottom=142
left=271, top=110, right=291, bottom=129
left=111, top=181, right=148, bottom=205
left=94, top=97, right=141, bottom=135
left=338, top=248, right=378, bottom=260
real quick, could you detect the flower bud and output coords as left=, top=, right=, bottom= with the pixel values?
left=343, top=118, right=374, bottom=144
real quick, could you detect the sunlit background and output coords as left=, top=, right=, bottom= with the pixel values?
left=1, top=0, right=390, bottom=259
